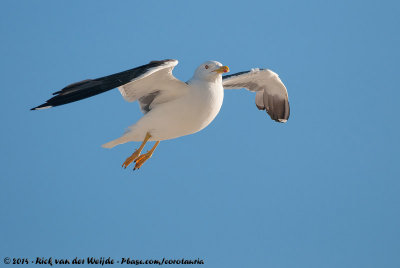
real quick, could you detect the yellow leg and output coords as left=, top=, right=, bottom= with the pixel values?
left=133, top=141, right=160, bottom=170
left=122, top=132, right=152, bottom=169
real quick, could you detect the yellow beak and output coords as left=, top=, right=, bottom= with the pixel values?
left=213, top=66, right=230, bottom=74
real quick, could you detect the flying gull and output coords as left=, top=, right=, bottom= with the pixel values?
left=32, top=59, right=290, bottom=170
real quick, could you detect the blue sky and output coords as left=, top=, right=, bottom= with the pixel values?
left=1, top=0, right=399, bottom=267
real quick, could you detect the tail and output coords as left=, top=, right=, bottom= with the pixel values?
left=102, top=136, right=129, bottom=149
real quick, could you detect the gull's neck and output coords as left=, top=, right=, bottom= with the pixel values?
left=187, top=75, right=222, bottom=85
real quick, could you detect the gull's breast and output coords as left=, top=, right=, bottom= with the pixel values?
left=142, top=81, right=224, bottom=141
left=184, top=81, right=224, bottom=132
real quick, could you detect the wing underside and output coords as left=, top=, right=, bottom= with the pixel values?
left=223, top=69, right=290, bottom=122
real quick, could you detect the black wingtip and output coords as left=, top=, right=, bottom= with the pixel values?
left=30, top=104, right=52, bottom=111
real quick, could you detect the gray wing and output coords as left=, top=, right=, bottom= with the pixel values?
left=31, top=59, right=187, bottom=112
left=223, top=68, right=290, bottom=123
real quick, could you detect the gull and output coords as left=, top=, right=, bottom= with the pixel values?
left=32, top=59, right=290, bottom=170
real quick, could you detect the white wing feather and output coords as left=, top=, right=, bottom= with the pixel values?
left=118, top=60, right=188, bottom=114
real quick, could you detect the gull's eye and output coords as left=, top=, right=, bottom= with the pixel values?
left=205, top=65, right=209, bottom=69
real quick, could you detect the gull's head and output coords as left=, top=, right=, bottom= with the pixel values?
left=192, top=61, right=229, bottom=81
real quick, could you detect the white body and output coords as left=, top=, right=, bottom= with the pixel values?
left=103, top=77, right=223, bottom=147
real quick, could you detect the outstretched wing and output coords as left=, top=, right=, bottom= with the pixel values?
left=223, top=68, right=290, bottom=123
left=31, top=59, right=187, bottom=112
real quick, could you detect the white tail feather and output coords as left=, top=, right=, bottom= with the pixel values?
left=102, top=137, right=128, bottom=148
